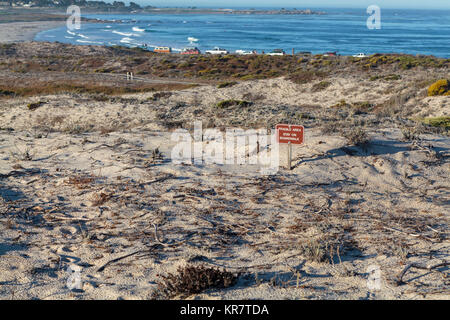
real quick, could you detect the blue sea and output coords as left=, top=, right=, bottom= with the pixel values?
left=35, top=8, right=450, bottom=58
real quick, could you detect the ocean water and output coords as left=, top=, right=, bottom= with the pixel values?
left=35, top=8, right=450, bottom=57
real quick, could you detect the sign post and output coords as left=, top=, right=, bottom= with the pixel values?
left=276, top=124, right=304, bottom=170
left=288, top=141, right=292, bottom=170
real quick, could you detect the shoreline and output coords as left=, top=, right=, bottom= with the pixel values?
left=1, top=22, right=448, bottom=59
left=0, top=13, right=448, bottom=58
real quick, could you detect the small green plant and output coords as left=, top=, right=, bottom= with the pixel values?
left=217, top=81, right=238, bottom=89
left=27, top=101, right=45, bottom=110
left=239, top=74, right=259, bottom=81
left=351, top=101, right=374, bottom=114
left=369, top=74, right=401, bottom=81
left=422, top=117, right=450, bottom=129
left=331, top=99, right=350, bottom=108
left=384, top=74, right=401, bottom=81
left=150, top=91, right=173, bottom=101
left=216, top=99, right=252, bottom=109
left=311, top=80, right=331, bottom=92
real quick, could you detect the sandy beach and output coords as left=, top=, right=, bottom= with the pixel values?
left=0, top=21, right=65, bottom=43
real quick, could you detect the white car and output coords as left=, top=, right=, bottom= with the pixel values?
left=267, top=49, right=286, bottom=56
left=205, top=47, right=229, bottom=55
left=353, top=53, right=367, bottom=58
left=235, top=50, right=254, bottom=55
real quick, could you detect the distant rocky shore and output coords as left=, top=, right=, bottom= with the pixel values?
left=141, top=8, right=326, bottom=15
left=0, top=4, right=325, bottom=15
left=222, top=9, right=326, bottom=15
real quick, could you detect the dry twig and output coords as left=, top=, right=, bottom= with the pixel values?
left=396, top=261, right=450, bottom=285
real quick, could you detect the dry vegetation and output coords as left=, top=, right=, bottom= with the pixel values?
left=153, top=265, right=238, bottom=299
left=0, top=80, right=195, bottom=97
left=0, top=42, right=448, bottom=300
left=0, top=9, right=101, bottom=23
left=0, top=42, right=449, bottom=98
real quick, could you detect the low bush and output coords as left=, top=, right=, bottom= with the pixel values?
left=153, top=264, right=237, bottom=299
left=344, top=127, right=369, bottom=146
left=27, top=101, right=45, bottom=110
left=422, top=117, right=450, bottom=129
left=217, top=81, right=238, bottom=89
left=428, top=79, right=450, bottom=96
left=311, top=80, right=331, bottom=92
left=216, top=99, right=253, bottom=108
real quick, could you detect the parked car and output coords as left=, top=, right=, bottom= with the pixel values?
left=181, top=47, right=201, bottom=55
left=235, top=49, right=255, bottom=55
left=353, top=53, right=368, bottom=58
left=205, top=47, right=229, bottom=55
left=154, top=46, right=171, bottom=53
left=267, top=49, right=286, bottom=56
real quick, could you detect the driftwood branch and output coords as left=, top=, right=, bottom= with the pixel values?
left=396, top=261, right=450, bottom=285
left=138, top=174, right=174, bottom=187
left=96, top=250, right=144, bottom=272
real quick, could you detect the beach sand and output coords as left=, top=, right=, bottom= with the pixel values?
left=0, top=73, right=448, bottom=299
left=0, top=21, right=65, bottom=43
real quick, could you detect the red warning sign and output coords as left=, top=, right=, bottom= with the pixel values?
left=276, top=124, right=304, bottom=145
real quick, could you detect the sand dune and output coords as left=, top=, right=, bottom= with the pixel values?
left=0, top=76, right=448, bottom=300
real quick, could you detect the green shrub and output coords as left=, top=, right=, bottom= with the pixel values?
left=216, top=99, right=252, bottom=108
left=422, top=117, right=450, bottom=128
left=384, top=74, right=401, bottom=81
left=311, top=80, right=331, bottom=92
left=217, top=81, right=238, bottom=89
left=351, top=101, right=374, bottom=114
left=289, top=70, right=329, bottom=85
left=331, top=99, right=350, bottom=108
left=27, top=101, right=45, bottom=110
left=239, top=74, right=259, bottom=81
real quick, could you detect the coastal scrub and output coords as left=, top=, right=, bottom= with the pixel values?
left=428, top=79, right=450, bottom=96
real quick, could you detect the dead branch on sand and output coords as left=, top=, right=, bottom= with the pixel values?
left=396, top=261, right=450, bottom=285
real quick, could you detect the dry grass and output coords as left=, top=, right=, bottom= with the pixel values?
left=89, top=192, right=112, bottom=206
left=0, top=81, right=194, bottom=98
left=66, top=176, right=95, bottom=190
left=343, top=127, right=369, bottom=146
